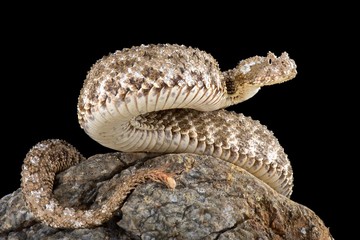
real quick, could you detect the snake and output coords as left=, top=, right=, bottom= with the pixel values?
left=21, top=44, right=297, bottom=228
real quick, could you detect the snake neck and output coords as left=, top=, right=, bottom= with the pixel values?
left=224, top=79, right=260, bottom=107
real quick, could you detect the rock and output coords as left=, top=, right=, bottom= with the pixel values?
left=0, top=153, right=334, bottom=239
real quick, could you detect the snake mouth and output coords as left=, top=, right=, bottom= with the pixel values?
left=222, top=51, right=297, bottom=106
left=231, top=52, right=297, bottom=86
left=248, top=52, right=297, bottom=86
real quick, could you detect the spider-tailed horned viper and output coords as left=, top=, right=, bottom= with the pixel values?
left=21, top=44, right=297, bottom=228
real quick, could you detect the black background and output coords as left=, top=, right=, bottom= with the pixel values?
left=1, top=5, right=352, bottom=239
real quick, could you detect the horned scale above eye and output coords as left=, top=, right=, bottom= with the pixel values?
left=21, top=44, right=297, bottom=228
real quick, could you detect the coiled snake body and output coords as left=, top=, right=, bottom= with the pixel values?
left=21, top=44, right=297, bottom=228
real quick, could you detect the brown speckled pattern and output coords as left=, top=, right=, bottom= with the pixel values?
left=21, top=44, right=297, bottom=228
left=21, top=139, right=175, bottom=228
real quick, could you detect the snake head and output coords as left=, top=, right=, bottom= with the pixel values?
left=224, top=52, right=297, bottom=105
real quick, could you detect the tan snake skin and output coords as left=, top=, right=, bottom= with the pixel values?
left=21, top=44, right=297, bottom=228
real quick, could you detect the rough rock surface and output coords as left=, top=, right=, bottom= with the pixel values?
left=0, top=153, right=333, bottom=239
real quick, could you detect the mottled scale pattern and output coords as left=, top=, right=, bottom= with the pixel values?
left=21, top=139, right=175, bottom=228
left=78, top=44, right=226, bottom=127
left=77, top=44, right=295, bottom=196
left=22, top=44, right=297, bottom=228
left=130, top=109, right=291, bottom=195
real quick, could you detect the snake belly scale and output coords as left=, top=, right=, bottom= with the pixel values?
left=21, top=44, right=297, bottom=228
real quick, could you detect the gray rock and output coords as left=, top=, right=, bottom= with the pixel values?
left=0, top=153, right=333, bottom=239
